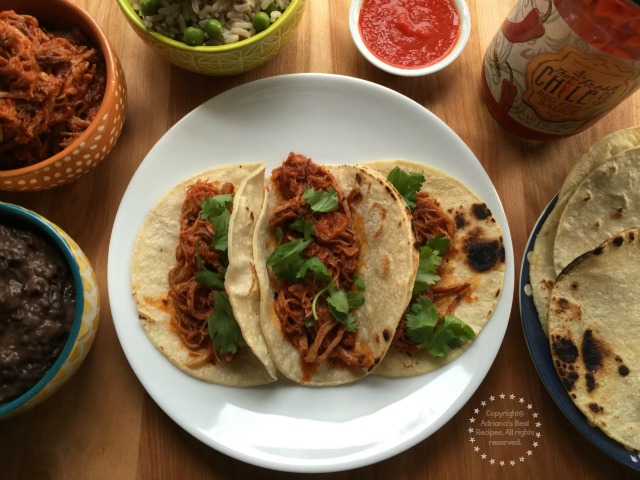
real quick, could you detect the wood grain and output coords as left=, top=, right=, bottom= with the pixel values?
left=1, top=0, right=639, bottom=478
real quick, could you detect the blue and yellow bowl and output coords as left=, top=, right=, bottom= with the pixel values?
left=116, top=0, right=305, bottom=75
left=0, top=203, right=100, bottom=419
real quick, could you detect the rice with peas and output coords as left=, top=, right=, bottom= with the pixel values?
left=131, top=0, right=290, bottom=45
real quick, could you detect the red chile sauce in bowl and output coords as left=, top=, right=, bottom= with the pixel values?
left=0, top=209, right=77, bottom=406
left=359, top=0, right=461, bottom=68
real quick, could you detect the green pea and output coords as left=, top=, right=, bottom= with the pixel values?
left=204, top=18, right=223, bottom=38
left=183, top=26, right=205, bottom=46
left=252, top=11, right=271, bottom=32
left=140, top=0, right=160, bottom=16
left=263, top=2, right=280, bottom=15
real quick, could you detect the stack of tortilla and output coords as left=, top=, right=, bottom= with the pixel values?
left=528, top=126, right=640, bottom=452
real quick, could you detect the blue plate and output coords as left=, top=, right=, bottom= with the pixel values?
left=519, top=195, right=640, bottom=472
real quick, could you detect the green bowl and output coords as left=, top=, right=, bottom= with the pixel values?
left=116, top=0, right=305, bottom=76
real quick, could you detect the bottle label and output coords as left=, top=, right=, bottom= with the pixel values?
left=483, top=0, right=640, bottom=136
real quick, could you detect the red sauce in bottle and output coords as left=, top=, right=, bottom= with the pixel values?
left=482, top=0, right=640, bottom=140
left=358, top=0, right=461, bottom=69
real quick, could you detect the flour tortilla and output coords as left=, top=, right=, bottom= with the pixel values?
left=363, top=159, right=506, bottom=377
left=254, top=163, right=417, bottom=386
left=548, top=227, right=640, bottom=452
left=530, top=129, right=640, bottom=335
left=131, top=163, right=276, bottom=387
left=558, top=126, right=640, bottom=201
left=553, top=147, right=640, bottom=275
left=529, top=195, right=570, bottom=337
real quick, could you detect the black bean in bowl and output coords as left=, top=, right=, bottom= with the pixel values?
left=0, top=223, right=76, bottom=404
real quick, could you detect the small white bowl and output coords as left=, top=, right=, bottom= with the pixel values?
left=349, top=0, right=471, bottom=76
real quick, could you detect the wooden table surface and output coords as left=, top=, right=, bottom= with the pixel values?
left=2, top=0, right=640, bottom=478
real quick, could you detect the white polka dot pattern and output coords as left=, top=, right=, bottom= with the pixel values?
left=0, top=57, right=127, bottom=191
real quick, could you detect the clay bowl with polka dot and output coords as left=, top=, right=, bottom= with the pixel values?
left=0, top=0, right=127, bottom=192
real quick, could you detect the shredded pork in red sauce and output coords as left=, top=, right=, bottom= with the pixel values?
left=393, top=192, right=470, bottom=353
left=168, top=180, right=235, bottom=366
left=0, top=11, right=106, bottom=170
left=271, top=153, right=372, bottom=370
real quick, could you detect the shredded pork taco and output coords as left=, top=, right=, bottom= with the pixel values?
left=253, top=153, right=417, bottom=386
left=364, top=160, right=506, bottom=376
left=131, top=163, right=276, bottom=387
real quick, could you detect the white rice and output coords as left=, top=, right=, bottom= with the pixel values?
left=131, top=0, right=290, bottom=46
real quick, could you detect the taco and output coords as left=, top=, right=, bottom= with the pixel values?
left=363, top=159, right=506, bottom=377
left=253, top=152, right=417, bottom=386
left=131, top=163, right=276, bottom=387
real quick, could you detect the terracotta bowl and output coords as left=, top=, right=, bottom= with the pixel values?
left=0, top=203, right=100, bottom=419
left=116, top=0, right=305, bottom=76
left=0, top=0, right=127, bottom=191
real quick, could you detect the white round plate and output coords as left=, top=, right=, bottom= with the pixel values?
left=108, top=73, right=514, bottom=473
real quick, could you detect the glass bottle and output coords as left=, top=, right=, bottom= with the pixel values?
left=481, top=0, right=640, bottom=140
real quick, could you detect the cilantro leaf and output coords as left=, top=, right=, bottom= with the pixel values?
left=327, top=288, right=358, bottom=332
left=296, top=256, right=332, bottom=281
left=346, top=277, right=366, bottom=308
left=428, top=316, right=476, bottom=357
left=412, top=235, right=449, bottom=295
left=194, top=254, right=225, bottom=290
left=302, top=187, right=339, bottom=212
left=405, top=297, right=440, bottom=347
left=405, top=297, right=475, bottom=357
left=289, top=216, right=315, bottom=240
left=267, top=237, right=312, bottom=281
left=427, top=234, right=450, bottom=254
left=195, top=269, right=225, bottom=291
left=310, top=284, right=359, bottom=332
left=200, top=194, right=233, bottom=221
left=210, top=208, right=231, bottom=252
left=413, top=246, right=443, bottom=295
left=207, top=291, right=246, bottom=355
left=387, top=167, right=425, bottom=211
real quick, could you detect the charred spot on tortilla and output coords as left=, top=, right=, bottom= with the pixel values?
left=619, top=365, right=630, bottom=376
left=612, top=235, right=624, bottom=246
left=348, top=188, right=363, bottom=205
left=380, top=253, right=391, bottom=278
left=585, top=372, right=596, bottom=392
left=555, top=297, right=571, bottom=312
left=561, top=370, right=580, bottom=392
left=472, top=203, right=492, bottom=220
left=581, top=329, right=604, bottom=373
left=593, top=246, right=604, bottom=255
left=551, top=335, right=579, bottom=364
left=589, top=403, right=604, bottom=413
left=464, top=235, right=505, bottom=272
left=610, top=208, right=624, bottom=219
left=383, top=329, right=393, bottom=342
left=570, top=281, right=579, bottom=290
left=385, top=184, right=394, bottom=197
left=454, top=212, right=467, bottom=229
